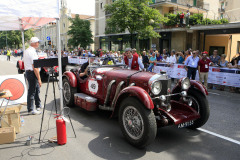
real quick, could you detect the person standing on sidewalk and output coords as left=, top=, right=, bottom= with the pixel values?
left=198, top=51, right=211, bottom=89
left=7, top=49, right=11, bottom=61
left=184, top=51, right=200, bottom=80
left=24, top=37, right=42, bottom=115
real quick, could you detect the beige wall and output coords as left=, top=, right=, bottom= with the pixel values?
left=204, top=0, right=219, bottom=20
left=230, top=34, right=240, bottom=60
left=96, top=0, right=107, bottom=36
left=205, top=34, right=229, bottom=57
left=204, top=34, right=240, bottom=61
left=224, top=0, right=240, bottom=22
left=171, top=32, right=187, bottom=51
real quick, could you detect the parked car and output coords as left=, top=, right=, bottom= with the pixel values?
left=62, top=63, right=209, bottom=148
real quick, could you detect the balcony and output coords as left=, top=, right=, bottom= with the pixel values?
left=218, top=8, right=225, bottom=12
left=150, top=0, right=208, bottom=13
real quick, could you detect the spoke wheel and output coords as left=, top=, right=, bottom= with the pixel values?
left=123, top=106, right=144, bottom=140
left=63, top=78, right=76, bottom=107
left=119, top=97, right=157, bottom=148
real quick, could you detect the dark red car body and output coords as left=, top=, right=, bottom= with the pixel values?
left=62, top=65, right=209, bottom=147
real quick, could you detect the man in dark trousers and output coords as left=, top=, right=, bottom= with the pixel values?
left=142, top=51, right=149, bottom=69
left=184, top=50, right=200, bottom=80
left=24, top=37, right=42, bottom=115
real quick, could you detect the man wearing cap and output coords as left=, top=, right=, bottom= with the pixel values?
left=184, top=50, right=200, bottom=80
left=124, top=48, right=144, bottom=70
left=24, top=37, right=42, bottom=115
left=198, top=51, right=212, bottom=88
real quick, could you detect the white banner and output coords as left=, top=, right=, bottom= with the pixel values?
left=154, top=63, right=240, bottom=87
left=0, top=74, right=27, bottom=105
left=68, top=56, right=88, bottom=64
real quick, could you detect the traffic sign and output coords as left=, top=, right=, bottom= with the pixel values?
left=47, top=36, right=51, bottom=41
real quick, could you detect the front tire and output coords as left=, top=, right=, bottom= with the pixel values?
left=187, top=88, right=210, bottom=129
left=63, top=78, right=77, bottom=107
left=119, top=97, right=157, bottom=148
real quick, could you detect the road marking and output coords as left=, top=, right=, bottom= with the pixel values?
left=198, top=128, right=240, bottom=145
left=208, top=92, right=220, bottom=95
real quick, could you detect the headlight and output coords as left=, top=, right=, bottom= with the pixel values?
left=151, top=81, right=162, bottom=95
left=181, top=77, right=191, bottom=90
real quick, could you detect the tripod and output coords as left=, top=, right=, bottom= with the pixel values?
left=38, top=67, right=76, bottom=143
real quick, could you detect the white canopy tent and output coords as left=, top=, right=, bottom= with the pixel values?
left=0, top=0, right=64, bottom=113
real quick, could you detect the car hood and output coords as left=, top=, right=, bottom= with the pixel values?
left=93, top=67, right=157, bottom=82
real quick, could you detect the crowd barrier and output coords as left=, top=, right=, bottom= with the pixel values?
left=154, top=63, right=240, bottom=87
left=67, top=57, right=240, bottom=87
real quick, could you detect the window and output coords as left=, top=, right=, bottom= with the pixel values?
left=209, top=46, right=225, bottom=56
left=237, top=41, right=240, bottom=53
left=193, top=0, right=196, bottom=7
left=100, top=2, right=103, bottom=9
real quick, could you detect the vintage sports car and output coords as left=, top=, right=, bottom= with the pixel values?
left=62, top=63, right=209, bottom=148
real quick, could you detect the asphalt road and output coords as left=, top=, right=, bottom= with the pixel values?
left=0, top=55, right=239, bottom=160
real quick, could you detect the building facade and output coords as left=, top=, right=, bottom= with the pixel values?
left=218, top=0, right=240, bottom=23
left=94, top=0, right=211, bottom=52
left=34, top=0, right=95, bottom=51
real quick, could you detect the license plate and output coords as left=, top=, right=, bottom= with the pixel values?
left=177, top=120, right=194, bottom=128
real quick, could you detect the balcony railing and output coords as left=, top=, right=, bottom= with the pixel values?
left=218, top=8, right=225, bottom=12
left=151, top=0, right=209, bottom=11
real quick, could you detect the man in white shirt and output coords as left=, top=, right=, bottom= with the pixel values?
left=24, top=37, right=42, bottom=115
left=167, top=50, right=177, bottom=64
left=162, top=54, right=169, bottom=63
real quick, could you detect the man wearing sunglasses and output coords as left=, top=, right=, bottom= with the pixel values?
left=184, top=50, right=200, bottom=80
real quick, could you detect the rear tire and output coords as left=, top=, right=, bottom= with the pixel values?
left=63, top=78, right=77, bottom=107
left=119, top=97, right=157, bottom=148
left=187, top=89, right=210, bottom=129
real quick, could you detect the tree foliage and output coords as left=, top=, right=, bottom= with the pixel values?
left=0, top=29, right=34, bottom=49
left=67, top=14, right=93, bottom=49
left=105, top=0, right=165, bottom=42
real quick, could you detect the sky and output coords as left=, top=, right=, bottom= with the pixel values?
left=67, top=0, right=95, bottom=16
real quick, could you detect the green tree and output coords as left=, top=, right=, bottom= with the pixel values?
left=0, top=29, right=34, bottom=49
left=67, top=14, right=93, bottom=49
left=105, top=0, right=165, bottom=48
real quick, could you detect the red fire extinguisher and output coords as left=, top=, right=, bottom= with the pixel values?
left=54, top=114, right=67, bottom=145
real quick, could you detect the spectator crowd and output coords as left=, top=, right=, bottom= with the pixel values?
left=1, top=47, right=240, bottom=93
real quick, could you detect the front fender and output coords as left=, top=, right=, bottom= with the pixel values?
left=172, top=78, right=208, bottom=96
left=190, top=80, right=208, bottom=95
left=114, top=86, right=154, bottom=110
left=63, top=71, right=77, bottom=88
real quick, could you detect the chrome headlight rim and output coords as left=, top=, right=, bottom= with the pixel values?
left=181, top=77, right=191, bottom=90
left=150, top=80, right=162, bottom=96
